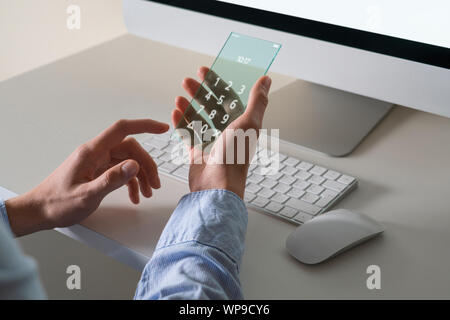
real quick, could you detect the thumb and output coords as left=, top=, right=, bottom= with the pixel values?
left=244, top=76, right=272, bottom=128
left=88, top=160, right=139, bottom=199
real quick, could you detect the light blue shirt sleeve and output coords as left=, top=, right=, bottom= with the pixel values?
left=0, top=199, right=11, bottom=230
left=134, top=189, right=248, bottom=300
left=0, top=199, right=47, bottom=299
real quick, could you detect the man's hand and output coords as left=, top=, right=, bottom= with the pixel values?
left=172, top=67, right=271, bottom=199
left=6, top=119, right=169, bottom=236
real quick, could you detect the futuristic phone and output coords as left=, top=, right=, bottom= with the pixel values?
left=173, top=32, right=281, bottom=148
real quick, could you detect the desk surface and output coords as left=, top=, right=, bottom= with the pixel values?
left=1, top=35, right=449, bottom=299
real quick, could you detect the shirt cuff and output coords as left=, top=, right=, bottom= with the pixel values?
left=155, top=189, right=248, bottom=264
left=0, top=199, right=11, bottom=231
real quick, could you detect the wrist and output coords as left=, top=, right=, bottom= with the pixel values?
left=5, top=192, right=52, bottom=236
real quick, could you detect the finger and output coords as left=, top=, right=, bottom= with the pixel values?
left=175, top=96, right=190, bottom=114
left=91, top=119, right=170, bottom=150
left=172, top=109, right=197, bottom=153
left=181, top=77, right=231, bottom=130
left=182, top=77, right=224, bottom=115
left=127, top=177, right=140, bottom=204
left=137, top=168, right=152, bottom=198
left=111, top=138, right=161, bottom=192
left=199, top=67, right=238, bottom=100
left=182, top=78, right=205, bottom=100
left=180, top=79, right=219, bottom=136
left=198, top=66, right=244, bottom=119
left=197, top=66, right=209, bottom=81
left=172, top=109, right=184, bottom=128
left=88, top=160, right=139, bottom=200
left=109, top=138, right=156, bottom=198
left=243, top=76, right=272, bottom=128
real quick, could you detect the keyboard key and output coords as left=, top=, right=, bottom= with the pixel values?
left=281, top=166, right=297, bottom=176
left=309, top=175, right=325, bottom=185
left=267, top=172, right=283, bottom=181
left=247, top=173, right=264, bottom=184
left=293, top=212, right=314, bottom=223
left=280, top=207, right=298, bottom=218
left=151, top=139, right=169, bottom=149
left=295, top=171, right=312, bottom=181
left=158, top=152, right=173, bottom=162
left=141, top=142, right=153, bottom=152
left=310, top=165, right=327, bottom=176
left=169, top=152, right=188, bottom=165
left=315, top=195, right=335, bottom=208
left=247, top=183, right=262, bottom=194
left=154, top=158, right=164, bottom=166
left=159, top=162, right=179, bottom=173
left=260, top=178, right=278, bottom=189
left=271, top=193, right=289, bottom=204
left=273, top=183, right=291, bottom=194
left=285, top=198, right=321, bottom=215
left=292, top=181, right=310, bottom=190
left=265, top=202, right=283, bottom=213
left=258, top=155, right=273, bottom=168
left=307, top=184, right=325, bottom=195
left=153, top=134, right=170, bottom=142
left=273, top=152, right=287, bottom=162
left=287, top=188, right=305, bottom=199
left=149, top=149, right=164, bottom=158
left=244, top=192, right=256, bottom=203
left=251, top=196, right=270, bottom=208
left=172, top=167, right=189, bottom=180
left=284, top=157, right=300, bottom=167
left=323, top=180, right=347, bottom=192
left=323, top=170, right=341, bottom=180
left=337, top=175, right=355, bottom=185
left=268, top=155, right=283, bottom=167
left=257, top=147, right=273, bottom=156
left=160, top=145, right=173, bottom=153
left=279, top=175, right=296, bottom=185
left=296, top=161, right=314, bottom=171
left=322, top=189, right=339, bottom=198
left=259, top=188, right=275, bottom=198
left=169, top=139, right=181, bottom=147
left=302, top=192, right=319, bottom=204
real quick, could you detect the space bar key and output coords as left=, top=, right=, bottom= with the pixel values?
left=285, top=198, right=321, bottom=215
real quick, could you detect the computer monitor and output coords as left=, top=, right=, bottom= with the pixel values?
left=123, top=0, right=450, bottom=156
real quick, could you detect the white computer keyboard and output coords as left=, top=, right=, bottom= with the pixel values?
left=139, top=132, right=357, bottom=225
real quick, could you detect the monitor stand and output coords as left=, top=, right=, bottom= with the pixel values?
left=264, top=79, right=393, bottom=157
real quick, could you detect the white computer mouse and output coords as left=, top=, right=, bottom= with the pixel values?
left=286, top=209, right=385, bottom=264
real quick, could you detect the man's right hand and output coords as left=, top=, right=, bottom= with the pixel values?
left=171, top=67, right=272, bottom=199
left=6, top=119, right=169, bottom=236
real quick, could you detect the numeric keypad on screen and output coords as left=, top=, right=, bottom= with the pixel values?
left=176, top=69, right=246, bottom=148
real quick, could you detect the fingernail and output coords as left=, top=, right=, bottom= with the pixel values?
left=122, top=161, right=138, bottom=179
left=262, top=77, right=272, bottom=93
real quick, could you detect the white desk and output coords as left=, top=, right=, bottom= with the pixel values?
left=1, top=35, right=449, bottom=299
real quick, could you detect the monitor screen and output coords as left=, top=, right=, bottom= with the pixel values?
left=218, top=0, right=450, bottom=49
left=148, top=0, right=450, bottom=69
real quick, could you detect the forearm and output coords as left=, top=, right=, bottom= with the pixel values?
left=135, top=189, right=248, bottom=300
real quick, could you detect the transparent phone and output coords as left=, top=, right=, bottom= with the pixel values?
left=172, top=32, right=281, bottom=148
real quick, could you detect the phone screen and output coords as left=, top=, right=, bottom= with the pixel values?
left=173, top=32, right=281, bottom=148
